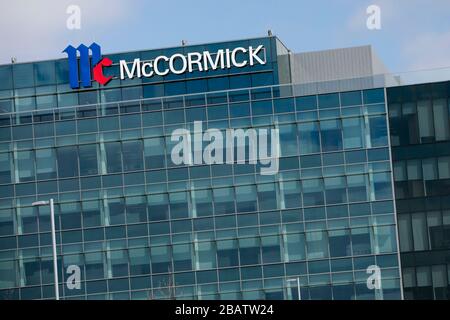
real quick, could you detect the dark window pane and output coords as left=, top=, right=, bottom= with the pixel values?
left=57, top=146, right=79, bottom=178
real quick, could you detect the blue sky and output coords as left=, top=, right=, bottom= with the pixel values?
left=1, top=0, right=450, bottom=72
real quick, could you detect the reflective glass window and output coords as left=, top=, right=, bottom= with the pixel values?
left=57, top=146, right=78, bottom=178
left=321, top=120, right=342, bottom=152
left=239, top=237, right=261, bottom=266
left=343, top=117, right=364, bottom=149
left=0, top=153, right=12, bottom=184
left=151, top=246, right=171, bottom=273
left=217, top=240, right=239, bottom=267
left=79, top=144, right=98, bottom=176
left=284, top=233, right=306, bottom=261
left=17, top=150, right=35, bottom=182
left=105, top=142, right=122, bottom=173
left=235, top=185, right=257, bottom=213
left=144, top=137, right=165, bottom=169
left=122, top=140, right=143, bottom=172
left=306, top=231, right=329, bottom=259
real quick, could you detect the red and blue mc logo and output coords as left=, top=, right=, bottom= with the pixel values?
left=63, top=43, right=112, bottom=89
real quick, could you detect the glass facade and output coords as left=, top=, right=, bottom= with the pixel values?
left=388, top=81, right=450, bottom=300
left=0, top=36, right=404, bottom=300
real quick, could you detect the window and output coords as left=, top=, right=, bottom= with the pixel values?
left=60, top=202, right=81, bottom=230
left=296, top=95, right=317, bottom=111
left=393, top=161, right=406, bottom=182
left=108, top=198, right=125, bottom=225
left=306, top=231, right=328, bottom=259
left=13, top=125, right=32, bottom=140
left=343, top=117, right=364, bottom=149
left=193, top=189, right=213, bottom=217
left=257, top=183, right=278, bottom=211
left=407, top=159, right=422, bottom=180
left=0, top=260, right=16, bottom=289
left=122, top=86, right=142, bottom=101
left=422, top=158, right=438, bottom=181
left=329, top=230, right=351, bottom=257
left=79, top=144, right=98, bottom=176
left=372, top=172, right=392, bottom=200
left=196, top=241, right=216, bottom=270
left=151, top=246, right=171, bottom=273
left=341, top=91, right=362, bottom=107
left=438, top=156, right=450, bottom=179
left=173, top=244, right=193, bottom=272
left=298, top=122, right=320, bottom=154
left=0, top=209, right=14, bottom=236
left=23, top=259, right=40, bottom=286
left=213, top=188, right=235, bottom=214
left=58, top=92, right=78, bottom=108
left=262, top=236, right=281, bottom=263
left=13, top=63, right=34, bottom=88
left=363, top=89, right=384, bottom=104
left=229, top=102, right=250, bottom=118
left=252, top=100, right=272, bottom=116
left=412, top=212, right=429, bottom=251
left=34, top=61, right=55, bottom=86
left=122, top=140, right=143, bottom=172
left=374, top=225, right=397, bottom=253
left=15, top=97, right=35, bottom=112
left=144, top=137, right=165, bottom=169
left=110, top=250, right=129, bottom=277
left=235, top=185, right=257, bottom=213
left=398, top=214, right=413, bottom=252
left=217, top=240, right=239, bottom=267
left=279, top=124, right=298, bottom=156
left=0, top=65, right=13, bottom=90
left=0, top=153, right=12, bottom=183
left=34, top=122, right=54, bottom=137
left=417, top=100, right=435, bottom=143
left=278, top=181, right=300, bottom=210
left=125, top=196, right=147, bottom=223
left=239, top=237, right=261, bottom=265
left=57, top=146, right=78, bottom=178
left=325, top=177, right=347, bottom=204
left=17, top=150, right=35, bottom=182
left=78, top=118, right=97, bottom=133
left=82, top=200, right=102, bottom=228
left=186, top=107, right=206, bottom=122
left=321, top=120, right=342, bottom=152
left=318, top=93, right=339, bottom=109
left=208, top=105, right=228, bottom=120
left=164, top=109, right=184, bottom=124
left=129, top=248, right=150, bottom=276
left=148, top=194, right=169, bottom=221
left=120, top=114, right=141, bottom=129
left=351, top=227, right=372, bottom=255
left=101, top=88, right=121, bottom=105
left=56, top=120, right=76, bottom=136
left=302, top=179, right=324, bottom=206
left=105, top=142, right=122, bottom=173
left=284, top=233, right=306, bottom=261
left=169, top=192, right=189, bottom=219
left=347, top=175, right=368, bottom=202
left=78, top=91, right=98, bottom=105
left=369, top=116, right=388, bottom=147
left=433, top=99, right=450, bottom=141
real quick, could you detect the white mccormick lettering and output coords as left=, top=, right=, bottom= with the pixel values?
left=119, top=45, right=266, bottom=80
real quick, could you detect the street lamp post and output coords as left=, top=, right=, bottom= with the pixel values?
left=32, top=199, right=59, bottom=300
left=287, top=278, right=301, bottom=300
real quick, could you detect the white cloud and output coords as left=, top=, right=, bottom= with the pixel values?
left=0, top=0, right=131, bottom=64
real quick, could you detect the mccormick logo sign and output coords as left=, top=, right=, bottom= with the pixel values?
left=63, top=43, right=267, bottom=89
